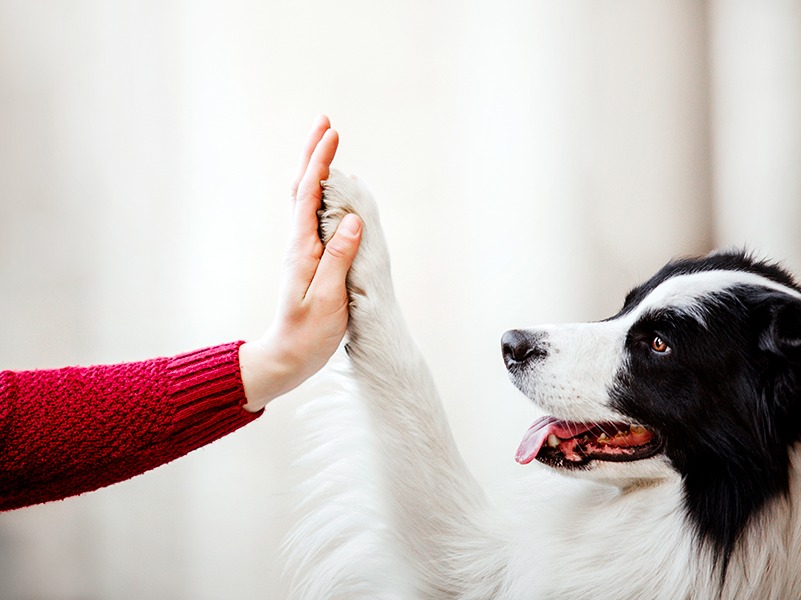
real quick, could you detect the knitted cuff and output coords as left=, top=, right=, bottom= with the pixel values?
left=165, top=341, right=262, bottom=452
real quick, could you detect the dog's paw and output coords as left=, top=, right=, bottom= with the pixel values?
left=319, top=171, right=379, bottom=245
left=320, top=170, right=392, bottom=303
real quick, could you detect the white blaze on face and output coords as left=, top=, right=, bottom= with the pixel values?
left=632, top=269, right=801, bottom=322
left=513, top=269, right=801, bottom=422
left=514, top=320, right=631, bottom=423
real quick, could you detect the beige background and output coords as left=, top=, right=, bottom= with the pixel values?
left=1, top=1, right=799, bottom=598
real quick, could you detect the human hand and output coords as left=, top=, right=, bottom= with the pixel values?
left=239, top=115, right=362, bottom=412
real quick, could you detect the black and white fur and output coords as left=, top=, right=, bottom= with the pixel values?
left=283, top=172, right=801, bottom=599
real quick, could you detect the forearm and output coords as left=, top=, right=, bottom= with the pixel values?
left=0, top=341, right=260, bottom=511
left=0, top=115, right=359, bottom=510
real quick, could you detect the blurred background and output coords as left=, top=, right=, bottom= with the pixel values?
left=0, top=1, right=799, bottom=598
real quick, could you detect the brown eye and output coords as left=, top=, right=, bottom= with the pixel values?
left=651, top=336, right=670, bottom=354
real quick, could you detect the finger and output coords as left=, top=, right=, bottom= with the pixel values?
left=291, top=127, right=339, bottom=242
left=281, top=128, right=340, bottom=301
left=307, top=213, right=362, bottom=304
left=290, top=115, right=331, bottom=199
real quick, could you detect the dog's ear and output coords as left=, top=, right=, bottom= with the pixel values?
left=758, top=295, right=801, bottom=358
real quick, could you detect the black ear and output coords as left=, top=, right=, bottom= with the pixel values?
left=760, top=296, right=801, bottom=357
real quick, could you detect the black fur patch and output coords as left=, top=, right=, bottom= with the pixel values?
left=610, top=251, right=801, bottom=570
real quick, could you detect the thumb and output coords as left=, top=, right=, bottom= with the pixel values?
left=308, top=213, right=362, bottom=298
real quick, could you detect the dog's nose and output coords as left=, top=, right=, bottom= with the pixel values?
left=501, top=329, right=546, bottom=368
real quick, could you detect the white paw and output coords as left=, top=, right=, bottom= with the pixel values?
left=320, top=170, right=392, bottom=304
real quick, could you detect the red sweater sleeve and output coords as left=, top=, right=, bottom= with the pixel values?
left=0, top=341, right=262, bottom=511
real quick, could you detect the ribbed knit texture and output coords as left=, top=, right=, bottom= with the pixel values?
left=0, top=341, right=261, bottom=511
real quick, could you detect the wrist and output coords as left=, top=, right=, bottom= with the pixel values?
left=239, top=333, right=314, bottom=412
left=239, top=340, right=284, bottom=412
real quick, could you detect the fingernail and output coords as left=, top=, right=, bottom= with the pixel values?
left=340, top=214, right=361, bottom=236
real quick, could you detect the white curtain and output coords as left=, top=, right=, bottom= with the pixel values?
left=709, top=0, right=801, bottom=272
left=0, top=1, right=798, bottom=598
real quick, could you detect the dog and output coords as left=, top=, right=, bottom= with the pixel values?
left=283, top=172, right=801, bottom=599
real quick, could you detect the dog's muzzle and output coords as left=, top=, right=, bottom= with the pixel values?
left=501, top=329, right=548, bottom=369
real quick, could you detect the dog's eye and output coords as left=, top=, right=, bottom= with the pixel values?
left=650, top=336, right=671, bottom=354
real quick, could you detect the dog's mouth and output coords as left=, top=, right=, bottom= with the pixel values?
left=516, top=416, right=663, bottom=469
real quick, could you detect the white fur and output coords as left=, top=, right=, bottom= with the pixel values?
left=638, top=269, right=801, bottom=317
left=283, top=172, right=801, bottom=599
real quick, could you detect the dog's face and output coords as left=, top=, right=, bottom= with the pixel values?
left=503, top=251, right=801, bottom=560
left=503, top=251, right=801, bottom=490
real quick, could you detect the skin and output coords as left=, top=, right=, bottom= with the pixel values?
left=239, top=115, right=362, bottom=412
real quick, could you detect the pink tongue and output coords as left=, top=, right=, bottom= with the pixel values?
left=515, top=416, right=593, bottom=465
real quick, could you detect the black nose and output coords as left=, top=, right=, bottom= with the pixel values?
left=501, top=329, right=546, bottom=368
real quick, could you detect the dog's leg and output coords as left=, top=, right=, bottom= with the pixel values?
left=319, top=172, right=506, bottom=598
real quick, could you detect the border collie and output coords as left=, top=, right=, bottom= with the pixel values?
left=283, top=172, right=801, bottom=599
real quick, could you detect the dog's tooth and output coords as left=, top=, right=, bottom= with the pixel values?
left=630, top=424, right=646, bottom=435
left=547, top=434, right=561, bottom=448
left=597, top=433, right=610, bottom=444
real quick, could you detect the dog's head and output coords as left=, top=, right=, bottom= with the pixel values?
left=503, top=251, right=801, bottom=559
